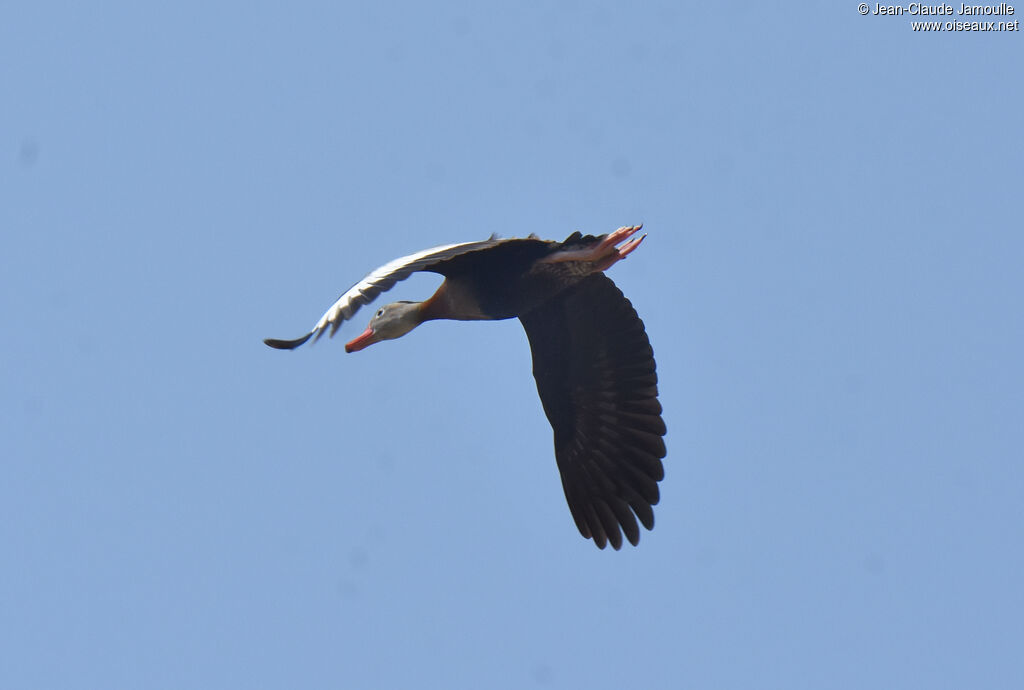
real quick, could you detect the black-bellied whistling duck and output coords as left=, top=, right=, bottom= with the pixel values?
left=265, top=225, right=666, bottom=549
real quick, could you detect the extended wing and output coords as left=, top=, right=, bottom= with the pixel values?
left=519, top=273, right=666, bottom=549
left=264, top=237, right=510, bottom=349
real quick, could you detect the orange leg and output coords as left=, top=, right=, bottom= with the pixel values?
left=594, top=225, right=644, bottom=254
left=539, top=225, right=646, bottom=270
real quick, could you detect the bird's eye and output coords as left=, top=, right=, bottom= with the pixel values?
left=376, top=308, right=385, bottom=318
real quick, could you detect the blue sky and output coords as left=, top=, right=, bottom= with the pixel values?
left=3, top=2, right=1022, bottom=688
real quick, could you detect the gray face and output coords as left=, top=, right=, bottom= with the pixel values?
left=367, top=301, right=422, bottom=341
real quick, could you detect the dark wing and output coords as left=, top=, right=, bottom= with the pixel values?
left=519, top=274, right=666, bottom=550
left=264, top=237, right=512, bottom=349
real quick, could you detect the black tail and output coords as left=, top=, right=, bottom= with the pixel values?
left=263, top=332, right=313, bottom=350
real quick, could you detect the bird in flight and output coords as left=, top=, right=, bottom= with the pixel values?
left=265, top=225, right=666, bottom=549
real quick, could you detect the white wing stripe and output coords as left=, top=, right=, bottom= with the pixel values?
left=306, top=239, right=503, bottom=341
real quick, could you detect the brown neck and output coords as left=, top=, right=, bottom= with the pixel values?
left=419, top=282, right=451, bottom=322
left=419, top=278, right=489, bottom=322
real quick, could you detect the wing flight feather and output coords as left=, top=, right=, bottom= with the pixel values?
left=264, top=237, right=508, bottom=349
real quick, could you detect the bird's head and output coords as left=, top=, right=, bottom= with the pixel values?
left=345, top=301, right=424, bottom=353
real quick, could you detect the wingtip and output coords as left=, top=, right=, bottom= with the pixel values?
left=263, top=332, right=314, bottom=350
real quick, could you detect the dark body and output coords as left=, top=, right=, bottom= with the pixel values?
left=423, top=236, right=573, bottom=319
